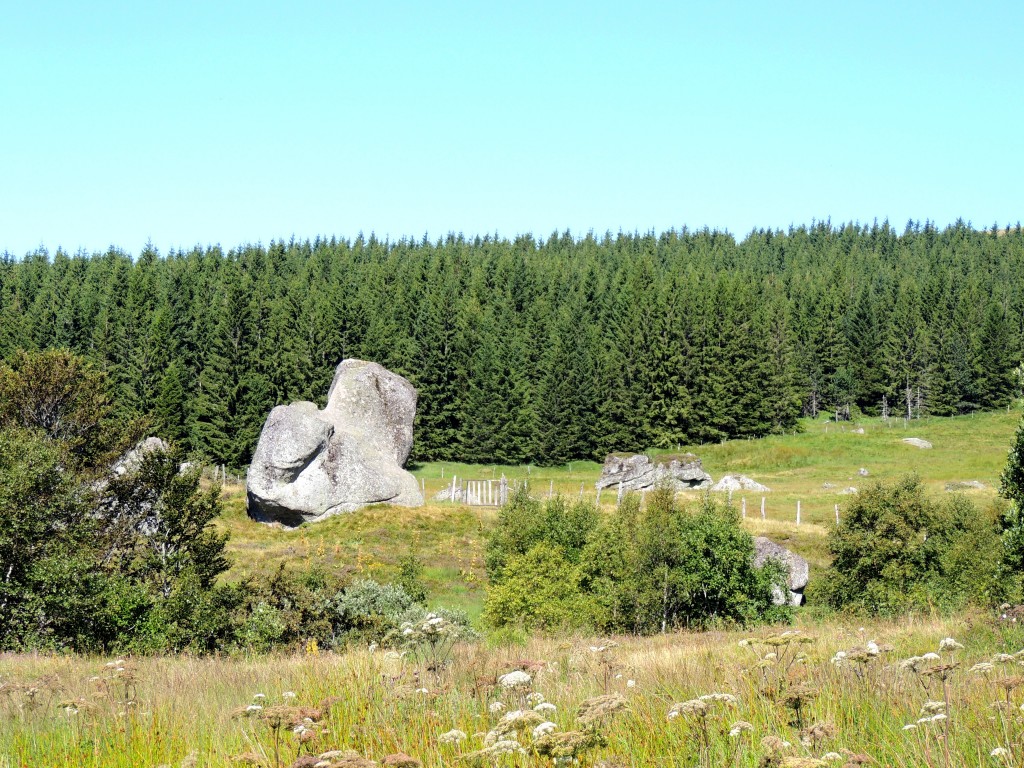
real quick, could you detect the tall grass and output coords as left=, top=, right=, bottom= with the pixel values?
left=4, top=611, right=1024, bottom=767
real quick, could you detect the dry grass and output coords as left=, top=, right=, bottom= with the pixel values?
left=5, top=611, right=1024, bottom=767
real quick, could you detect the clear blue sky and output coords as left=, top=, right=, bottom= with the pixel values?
left=2, top=1, right=1021, bottom=256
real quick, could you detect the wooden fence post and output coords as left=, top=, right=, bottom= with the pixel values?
left=741, top=497, right=746, bottom=518
left=760, top=497, right=766, bottom=520
left=835, top=503, right=840, bottom=525
left=796, top=500, right=801, bottom=526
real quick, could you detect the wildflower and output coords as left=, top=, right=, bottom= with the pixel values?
left=526, top=692, right=545, bottom=705
left=939, top=637, right=964, bottom=652
left=253, top=693, right=266, bottom=699
left=533, top=730, right=607, bottom=760
left=866, top=641, right=880, bottom=656
left=823, top=754, right=842, bottom=761
left=438, top=729, right=467, bottom=744
left=971, top=662, right=996, bottom=674
left=534, top=702, right=557, bottom=713
left=699, top=692, right=738, bottom=704
left=830, top=651, right=847, bottom=666
left=464, top=739, right=526, bottom=759
left=415, top=687, right=429, bottom=694
left=992, top=747, right=1011, bottom=758
left=738, top=639, right=751, bottom=647
left=533, top=721, right=557, bottom=738
left=489, top=701, right=506, bottom=713
left=760, top=735, right=791, bottom=753
left=920, top=701, right=946, bottom=715
left=577, top=693, right=628, bottom=724
left=498, top=670, right=532, bottom=689
left=902, top=724, right=918, bottom=731
left=922, top=662, right=960, bottom=680
left=246, top=704, right=263, bottom=713
left=729, top=721, right=754, bottom=737
left=282, top=691, right=297, bottom=699
left=900, top=656, right=925, bottom=672
left=668, top=699, right=708, bottom=718
left=922, top=652, right=941, bottom=661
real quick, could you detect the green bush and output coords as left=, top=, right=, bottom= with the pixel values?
left=485, top=488, right=599, bottom=581
left=483, top=543, right=596, bottom=631
left=822, top=475, right=1012, bottom=614
left=483, top=486, right=789, bottom=634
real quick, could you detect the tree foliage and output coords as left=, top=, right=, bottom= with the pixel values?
left=3, top=222, right=1021, bottom=467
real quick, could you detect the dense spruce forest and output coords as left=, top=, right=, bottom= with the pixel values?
left=2, top=219, right=1022, bottom=469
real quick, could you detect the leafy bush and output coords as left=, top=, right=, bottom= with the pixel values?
left=485, top=488, right=599, bottom=581
left=822, top=475, right=1012, bottom=614
left=483, top=486, right=789, bottom=633
left=483, top=543, right=597, bottom=631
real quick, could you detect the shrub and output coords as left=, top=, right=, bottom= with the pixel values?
left=485, top=488, right=599, bottom=582
left=483, top=543, right=596, bottom=631
left=822, top=475, right=1010, bottom=614
left=582, top=488, right=789, bottom=632
left=483, top=486, right=788, bottom=634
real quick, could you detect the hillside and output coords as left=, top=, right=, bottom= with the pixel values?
left=218, top=407, right=1023, bottom=617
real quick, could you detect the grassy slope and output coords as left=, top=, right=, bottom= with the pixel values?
left=218, top=408, right=1022, bottom=615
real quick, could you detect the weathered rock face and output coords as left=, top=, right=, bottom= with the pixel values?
left=112, top=437, right=170, bottom=476
left=902, top=437, right=933, bottom=449
left=247, top=360, right=424, bottom=526
left=711, top=474, right=770, bottom=492
left=753, top=537, right=809, bottom=607
left=595, top=453, right=712, bottom=492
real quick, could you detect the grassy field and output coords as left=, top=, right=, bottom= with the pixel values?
left=3, top=408, right=1023, bottom=767
left=217, top=408, right=1022, bottom=612
left=5, top=611, right=1024, bottom=767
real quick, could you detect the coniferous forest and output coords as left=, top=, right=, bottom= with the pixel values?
left=2, top=219, right=1022, bottom=469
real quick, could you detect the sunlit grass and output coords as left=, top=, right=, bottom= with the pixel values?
left=217, top=407, right=1022, bottom=615
left=5, top=611, right=1024, bottom=767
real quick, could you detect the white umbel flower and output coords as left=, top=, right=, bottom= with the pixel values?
left=498, top=670, right=532, bottom=688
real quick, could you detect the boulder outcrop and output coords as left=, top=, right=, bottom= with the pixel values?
left=246, top=359, right=423, bottom=526
left=711, top=474, right=770, bottom=492
left=902, top=437, right=933, bottom=449
left=595, top=453, right=712, bottom=493
left=112, top=437, right=170, bottom=476
left=753, top=537, right=809, bottom=606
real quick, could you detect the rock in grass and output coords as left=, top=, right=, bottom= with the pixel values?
left=753, top=537, right=809, bottom=606
left=902, top=437, right=933, bottom=449
left=945, top=480, right=986, bottom=491
left=246, top=359, right=423, bottom=526
left=595, top=453, right=712, bottom=492
left=711, top=474, right=770, bottom=492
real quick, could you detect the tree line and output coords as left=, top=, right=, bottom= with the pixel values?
left=2, top=219, right=1022, bottom=468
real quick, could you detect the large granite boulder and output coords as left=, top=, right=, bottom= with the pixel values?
left=247, top=360, right=423, bottom=526
left=595, top=453, right=712, bottom=492
left=753, top=537, right=809, bottom=606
